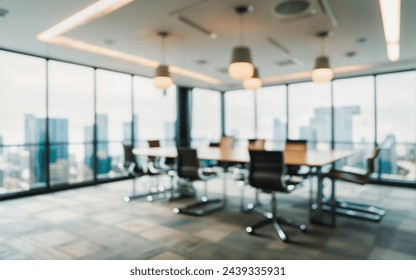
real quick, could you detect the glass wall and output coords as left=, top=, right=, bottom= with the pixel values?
left=133, top=76, right=177, bottom=148
left=191, top=88, right=221, bottom=147
left=225, top=89, right=255, bottom=145
left=224, top=73, right=415, bottom=185
left=0, top=49, right=179, bottom=197
left=0, top=51, right=47, bottom=194
left=48, top=61, right=95, bottom=186
left=256, top=85, right=287, bottom=150
left=333, top=76, right=375, bottom=168
left=288, top=82, right=331, bottom=150
left=96, top=69, right=132, bottom=179
left=1, top=47, right=415, bottom=198
left=376, top=71, right=416, bottom=182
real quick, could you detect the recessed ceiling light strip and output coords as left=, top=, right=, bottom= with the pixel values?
left=379, top=0, right=401, bottom=61
left=38, top=0, right=133, bottom=41
left=47, top=36, right=220, bottom=84
left=37, top=0, right=219, bottom=84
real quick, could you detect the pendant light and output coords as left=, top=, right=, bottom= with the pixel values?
left=311, top=31, right=334, bottom=83
left=243, top=67, right=262, bottom=90
left=228, top=5, right=254, bottom=80
left=153, top=31, right=173, bottom=90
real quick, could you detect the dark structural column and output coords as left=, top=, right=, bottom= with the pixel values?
left=176, top=86, right=192, bottom=147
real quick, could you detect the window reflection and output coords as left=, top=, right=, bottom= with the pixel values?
left=256, top=86, right=287, bottom=150
left=288, top=82, right=331, bottom=150
left=376, top=71, right=416, bottom=182
left=191, top=88, right=221, bottom=147
left=134, top=76, right=177, bottom=147
left=225, top=89, right=255, bottom=144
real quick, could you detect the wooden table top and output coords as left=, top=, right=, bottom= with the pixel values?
left=133, top=147, right=354, bottom=168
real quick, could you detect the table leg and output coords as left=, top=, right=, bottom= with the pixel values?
left=310, top=167, right=336, bottom=227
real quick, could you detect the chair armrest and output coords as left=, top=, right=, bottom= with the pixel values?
left=326, top=169, right=368, bottom=185
left=339, top=165, right=367, bottom=175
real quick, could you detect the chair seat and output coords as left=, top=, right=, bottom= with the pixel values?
left=285, top=176, right=304, bottom=186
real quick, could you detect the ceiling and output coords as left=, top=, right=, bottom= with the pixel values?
left=0, top=0, right=415, bottom=91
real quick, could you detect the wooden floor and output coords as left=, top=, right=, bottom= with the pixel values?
left=0, top=175, right=415, bottom=260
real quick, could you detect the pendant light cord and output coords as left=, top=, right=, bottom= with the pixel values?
left=239, top=15, right=244, bottom=45
left=320, top=36, right=325, bottom=56
left=161, top=36, right=166, bottom=64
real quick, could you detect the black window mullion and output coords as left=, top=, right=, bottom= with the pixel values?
left=45, top=59, right=50, bottom=189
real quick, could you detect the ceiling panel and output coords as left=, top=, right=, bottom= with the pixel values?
left=0, top=0, right=415, bottom=90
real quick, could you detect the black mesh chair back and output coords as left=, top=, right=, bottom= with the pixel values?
left=177, top=147, right=200, bottom=180
left=248, top=150, right=287, bottom=192
left=122, top=144, right=140, bottom=173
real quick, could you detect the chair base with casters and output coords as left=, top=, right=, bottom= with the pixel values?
left=321, top=202, right=385, bottom=222
left=245, top=190, right=307, bottom=242
left=123, top=177, right=166, bottom=202
left=148, top=175, right=196, bottom=202
left=246, top=150, right=308, bottom=242
left=173, top=177, right=226, bottom=216
left=321, top=189, right=386, bottom=222
left=240, top=182, right=267, bottom=213
left=119, top=156, right=166, bottom=202
left=322, top=151, right=386, bottom=223
left=174, top=148, right=226, bottom=217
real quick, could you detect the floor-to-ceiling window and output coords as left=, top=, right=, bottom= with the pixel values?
left=1, top=47, right=415, bottom=199
left=225, top=89, right=255, bottom=146
left=133, top=76, right=177, bottom=148
left=376, top=71, right=416, bottom=182
left=333, top=76, right=375, bottom=168
left=96, top=69, right=132, bottom=179
left=288, top=82, right=331, bottom=150
left=0, top=49, right=182, bottom=199
left=48, top=61, right=94, bottom=186
left=256, top=85, right=287, bottom=150
left=191, top=88, right=221, bottom=147
left=0, top=51, right=47, bottom=194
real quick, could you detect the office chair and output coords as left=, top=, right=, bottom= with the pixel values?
left=122, top=144, right=164, bottom=202
left=145, top=140, right=177, bottom=201
left=245, top=150, right=307, bottom=242
left=323, top=147, right=386, bottom=222
left=147, top=140, right=176, bottom=170
left=239, top=139, right=266, bottom=212
left=173, top=147, right=226, bottom=216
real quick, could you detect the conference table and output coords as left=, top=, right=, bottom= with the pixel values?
left=133, top=146, right=354, bottom=226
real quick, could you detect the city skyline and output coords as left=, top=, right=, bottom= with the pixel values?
left=0, top=50, right=415, bottom=194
